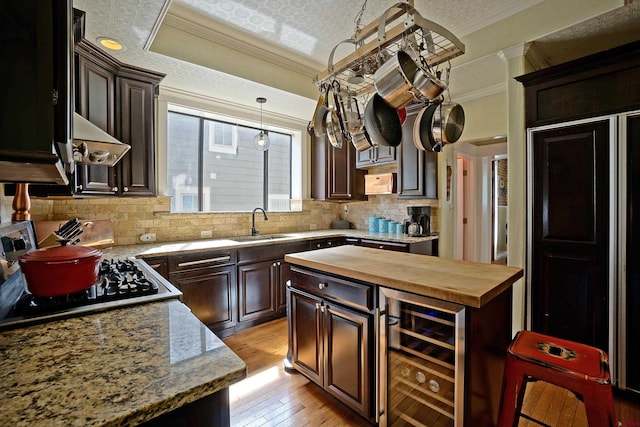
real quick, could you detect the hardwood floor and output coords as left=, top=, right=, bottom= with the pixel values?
left=223, top=318, right=640, bottom=427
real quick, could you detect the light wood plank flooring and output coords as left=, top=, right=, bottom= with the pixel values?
left=223, top=318, right=640, bottom=427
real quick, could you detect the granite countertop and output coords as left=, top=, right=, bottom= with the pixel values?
left=0, top=299, right=246, bottom=427
left=102, top=229, right=439, bottom=259
left=285, top=245, right=523, bottom=308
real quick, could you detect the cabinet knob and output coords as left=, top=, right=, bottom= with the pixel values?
left=379, top=245, right=384, bottom=249
left=123, top=187, right=129, bottom=192
left=315, top=302, right=321, bottom=310
left=112, top=187, right=118, bottom=192
left=328, top=242, right=332, bottom=246
left=277, top=261, right=281, bottom=266
left=285, top=280, right=292, bottom=287
left=319, top=282, right=328, bottom=290
left=272, top=262, right=277, bottom=267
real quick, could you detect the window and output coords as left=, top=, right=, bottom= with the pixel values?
left=167, top=110, right=292, bottom=213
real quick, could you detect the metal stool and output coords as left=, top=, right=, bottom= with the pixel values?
left=497, top=330, right=617, bottom=427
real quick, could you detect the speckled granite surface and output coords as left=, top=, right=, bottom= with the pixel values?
left=0, top=299, right=246, bottom=427
left=101, top=229, right=439, bottom=260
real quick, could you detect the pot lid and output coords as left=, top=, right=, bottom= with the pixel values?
left=19, top=244, right=102, bottom=262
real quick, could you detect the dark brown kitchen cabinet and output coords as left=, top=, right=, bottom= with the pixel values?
left=355, top=144, right=396, bottom=169
left=237, top=241, right=308, bottom=330
left=0, top=0, right=73, bottom=186
left=75, top=39, right=164, bottom=196
left=311, top=130, right=366, bottom=201
left=288, top=267, right=374, bottom=422
left=237, top=260, right=278, bottom=323
left=398, top=106, right=438, bottom=199
left=168, top=250, right=237, bottom=336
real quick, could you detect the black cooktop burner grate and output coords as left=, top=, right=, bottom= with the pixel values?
left=10, top=258, right=159, bottom=319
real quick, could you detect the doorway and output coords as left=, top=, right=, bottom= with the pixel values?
left=491, top=157, right=508, bottom=265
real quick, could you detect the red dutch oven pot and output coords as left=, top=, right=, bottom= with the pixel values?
left=19, top=244, right=102, bottom=297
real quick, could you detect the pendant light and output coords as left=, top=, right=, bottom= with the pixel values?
left=253, top=97, right=271, bottom=151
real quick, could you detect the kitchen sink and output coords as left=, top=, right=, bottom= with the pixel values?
left=230, top=234, right=291, bottom=242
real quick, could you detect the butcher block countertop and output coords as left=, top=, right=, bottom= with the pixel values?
left=285, top=246, right=523, bottom=308
left=0, top=299, right=246, bottom=427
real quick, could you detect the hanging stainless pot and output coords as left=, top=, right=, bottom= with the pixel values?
left=412, top=104, right=439, bottom=152
left=412, top=67, right=447, bottom=101
left=432, top=103, right=465, bottom=145
left=364, top=94, right=402, bottom=147
left=350, top=125, right=374, bottom=152
left=373, top=50, right=419, bottom=109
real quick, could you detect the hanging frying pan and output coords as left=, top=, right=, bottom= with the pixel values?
left=364, top=94, right=402, bottom=147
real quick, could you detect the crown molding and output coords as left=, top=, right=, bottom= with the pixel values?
left=161, top=7, right=322, bottom=78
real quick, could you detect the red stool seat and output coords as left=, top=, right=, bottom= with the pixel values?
left=497, top=330, right=617, bottom=427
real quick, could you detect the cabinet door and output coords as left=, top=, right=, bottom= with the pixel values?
left=117, top=77, right=156, bottom=196
left=531, top=120, right=610, bottom=351
left=290, top=288, right=323, bottom=385
left=324, top=302, right=372, bottom=419
left=169, top=266, right=237, bottom=332
left=238, top=260, right=277, bottom=323
left=277, top=261, right=290, bottom=312
left=76, top=55, right=118, bottom=194
left=398, top=110, right=437, bottom=199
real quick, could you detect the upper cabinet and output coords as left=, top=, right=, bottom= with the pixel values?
left=311, top=131, right=366, bottom=201
left=355, top=144, right=396, bottom=169
left=0, top=0, right=73, bottom=185
left=75, top=40, right=165, bottom=196
left=398, top=107, right=438, bottom=199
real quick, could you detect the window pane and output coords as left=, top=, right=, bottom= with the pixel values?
left=268, top=132, right=291, bottom=212
left=167, top=109, right=293, bottom=213
left=203, top=124, right=264, bottom=212
left=167, top=112, right=200, bottom=212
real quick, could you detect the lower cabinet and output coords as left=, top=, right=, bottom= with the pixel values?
left=237, top=241, right=308, bottom=330
left=168, top=250, right=237, bottom=337
left=288, top=268, right=375, bottom=422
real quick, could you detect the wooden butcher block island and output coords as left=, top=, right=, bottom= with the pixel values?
left=284, top=246, right=524, bottom=427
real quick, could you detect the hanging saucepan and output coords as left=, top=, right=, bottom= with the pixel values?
left=350, top=124, right=374, bottom=152
left=412, top=67, right=447, bottom=101
left=373, top=50, right=419, bottom=109
left=364, top=93, right=402, bottom=147
left=412, top=103, right=439, bottom=152
left=432, top=103, right=465, bottom=146
left=19, top=243, right=102, bottom=297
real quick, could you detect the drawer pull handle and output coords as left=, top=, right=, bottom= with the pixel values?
left=178, top=256, right=231, bottom=267
left=319, top=282, right=328, bottom=290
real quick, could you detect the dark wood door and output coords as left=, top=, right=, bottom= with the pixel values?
left=76, top=55, right=117, bottom=194
left=398, top=109, right=438, bottom=199
left=117, top=77, right=156, bottom=196
left=169, top=265, right=237, bottom=332
left=290, top=288, right=323, bottom=386
left=531, top=120, right=610, bottom=350
left=626, top=114, right=640, bottom=391
left=324, top=302, right=372, bottom=419
left=238, top=260, right=277, bottom=323
left=328, top=143, right=352, bottom=199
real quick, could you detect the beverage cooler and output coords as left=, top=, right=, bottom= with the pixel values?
left=379, top=288, right=466, bottom=427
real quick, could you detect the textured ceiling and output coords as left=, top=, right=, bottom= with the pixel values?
left=71, top=0, right=636, bottom=124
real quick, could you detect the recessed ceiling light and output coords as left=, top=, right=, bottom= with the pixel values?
left=97, top=37, right=125, bottom=51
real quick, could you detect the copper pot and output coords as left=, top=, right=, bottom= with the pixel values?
left=19, top=244, right=102, bottom=296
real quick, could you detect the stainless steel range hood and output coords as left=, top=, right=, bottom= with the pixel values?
left=72, top=113, right=130, bottom=167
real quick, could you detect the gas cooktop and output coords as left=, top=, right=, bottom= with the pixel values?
left=0, top=221, right=182, bottom=331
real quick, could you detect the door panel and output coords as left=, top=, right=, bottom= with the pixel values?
left=531, top=120, right=610, bottom=350
left=290, top=289, right=323, bottom=385
left=627, top=114, right=640, bottom=391
left=238, top=261, right=277, bottom=322
left=324, top=303, right=371, bottom=417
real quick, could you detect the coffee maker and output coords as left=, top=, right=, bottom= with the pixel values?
left=406, top=206, right=431, bottom=237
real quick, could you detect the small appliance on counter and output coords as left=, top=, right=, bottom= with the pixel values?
left=406, top=206, right=431, bottom=237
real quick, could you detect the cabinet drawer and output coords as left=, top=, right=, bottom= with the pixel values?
left=168, top=249, right=236, bottom=272
left=360, top=239, right=409, bottom=252
left=238, top=241, right=308, bottom=264
left=290, top=267, right=374, bottom=312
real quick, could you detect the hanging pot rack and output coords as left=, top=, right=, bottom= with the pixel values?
left=313, top=1, right=465, bottom=99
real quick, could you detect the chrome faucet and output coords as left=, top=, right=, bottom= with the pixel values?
left=251, top=207, right=268, bottom=236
